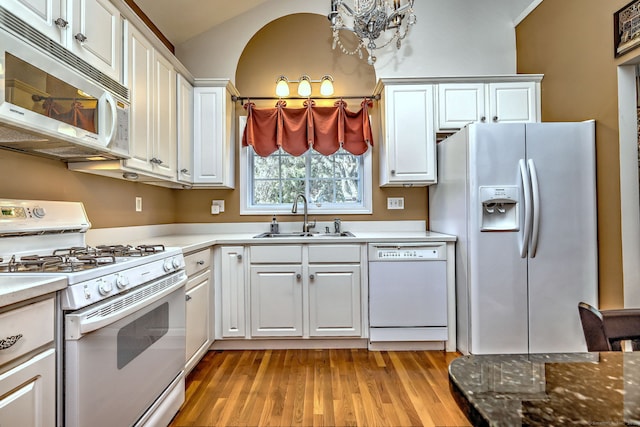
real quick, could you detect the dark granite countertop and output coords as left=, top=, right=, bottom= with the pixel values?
left=449, top=352, right=640, bottom=426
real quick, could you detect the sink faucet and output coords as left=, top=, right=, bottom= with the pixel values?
left=292, top=194, right=316, bottom=233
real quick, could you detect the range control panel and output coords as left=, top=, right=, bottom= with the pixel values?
left=368, top=244, right=446, bottom=261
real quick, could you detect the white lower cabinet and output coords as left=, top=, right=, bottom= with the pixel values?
left=184, top=247, right=212, bottom=373
left=0, top=296, right=56, bottom=427
left=308, top=264, right=361, bottom=337
left=219, top=246, right=246, bottom=338
left=249, top=244, right=362, bottom=338
left=250, top=264, right=303, bottom=337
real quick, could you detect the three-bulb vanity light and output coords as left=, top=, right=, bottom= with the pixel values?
left=275, top=75, right=334, bottom=97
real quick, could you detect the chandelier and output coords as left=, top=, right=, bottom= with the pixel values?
left=328, top=0, right=416, bottom=65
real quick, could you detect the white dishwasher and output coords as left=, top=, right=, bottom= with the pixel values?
left=368, top=243, right=448, bottom=345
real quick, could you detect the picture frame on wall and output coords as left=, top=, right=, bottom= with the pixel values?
left=615, top=0, right=640, bottom=57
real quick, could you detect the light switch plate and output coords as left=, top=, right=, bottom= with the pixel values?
left=387, top=197, right=404, bottom=210
left=135, top=197, right=142, bottom=212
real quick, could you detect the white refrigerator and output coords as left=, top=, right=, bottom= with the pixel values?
left=429, top=121, right=598, bottom=355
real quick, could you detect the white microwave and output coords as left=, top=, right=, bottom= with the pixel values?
left=0, top=21, right=129, bottom=161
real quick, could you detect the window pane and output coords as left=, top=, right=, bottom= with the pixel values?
left=309, top=179, right=335, bottom=203
left=310, top=154, right=334, bottom=178
left=282, top=180, right=305, bottom=203
left=281, top=155, right=306, bottom=179
left=254, top=180, right=281, bottom=204
left=334, top=154, right=359, bottom=178
left=336, top=179, right=360, bottom=202
left=253, top=155, right=279, bottom=179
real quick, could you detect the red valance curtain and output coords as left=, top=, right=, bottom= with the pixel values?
left=242, top=99, right=373, bottom=157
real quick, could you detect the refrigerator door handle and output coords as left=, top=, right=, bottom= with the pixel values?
left=528, top=159, right=541, bottom=257
left=519, top=159, right=532, bottom=258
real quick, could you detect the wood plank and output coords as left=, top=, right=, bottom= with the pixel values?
left=169, top=349, right=471, bottom=427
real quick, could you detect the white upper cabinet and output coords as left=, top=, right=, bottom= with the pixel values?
left=376, top=80, right=437, bottom=187
left=68, top=0, right=122, bottom=81
left=124, top=23, right=176, bottom=179
left=2, top=0, right=65, bottom=42
left=3, top=0, right=122, bottom=81
left=177, top=74, right=194, bottom=184
left=487, top=81, right=538, bottom=124
left=437, top=77, right=542, bottom=131
left=437, top=83, right=486, bottom=129
left=192, top=79, right=237, bottom=188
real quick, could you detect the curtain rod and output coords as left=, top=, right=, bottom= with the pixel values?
left=231, top=94, right=380, bottom=103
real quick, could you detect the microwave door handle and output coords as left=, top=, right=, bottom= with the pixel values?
left=99, top=91, right=117, bottom=145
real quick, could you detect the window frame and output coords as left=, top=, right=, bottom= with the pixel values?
left=239, top=117, right=372, bottom=215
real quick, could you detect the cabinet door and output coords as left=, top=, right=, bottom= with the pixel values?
left=69, top=0, right=121, bottom=80
left=124, top=24, right=154, bottom=173
left=437, top=83, right=486, bottom=130
left=381, top=84, right=436, bottom=186
left=177, top=74, right=194, bottom=183
left=488, top=82, right=538, bottom=123
left=193, top=86, right=235, bottom=186
left=3, top=0, right=64, bottom=42
left=308, top=265, right=361, bottom=337
left=220, top=246, right=245, bottom=337
left=0, top=349, right=55, bottom=427
left=185, top=276, right=209, bottom=369
left=152, top=52, right=177, bottom=178
left=250, top=265, right=303, bottom=337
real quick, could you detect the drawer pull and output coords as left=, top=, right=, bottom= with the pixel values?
left=196, top=260, right=205, bottom=265
left=0, top=334, right=23, bottom=350
left=185, top=295, right=192, bottom=302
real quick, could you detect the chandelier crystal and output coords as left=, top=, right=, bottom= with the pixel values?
left=328, top=0, right=416, bottom=65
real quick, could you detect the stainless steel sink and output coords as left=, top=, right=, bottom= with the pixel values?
left=253, top=231, right=355, bottom=238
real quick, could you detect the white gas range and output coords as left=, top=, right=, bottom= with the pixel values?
left=0, top=199, right=187, bottom=427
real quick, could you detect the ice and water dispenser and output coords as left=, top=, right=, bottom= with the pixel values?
left=479, top=186, right=519, bottom=231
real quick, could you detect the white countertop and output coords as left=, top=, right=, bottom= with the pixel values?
left=86, top=221, right=456, bottom=254
left=0, top=276, right=67, bottom=308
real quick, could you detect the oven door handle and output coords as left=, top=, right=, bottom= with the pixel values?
left=65, top=271, right=187, bottom=340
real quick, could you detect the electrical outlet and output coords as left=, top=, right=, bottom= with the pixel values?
left=211, top=200, right=225, bottom=214
left=387, top=197, right=404, bottom=210
left=135, top=197, right=142, bottom=212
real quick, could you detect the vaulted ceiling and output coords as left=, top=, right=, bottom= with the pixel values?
left=134, top=0, right=541, bottom=47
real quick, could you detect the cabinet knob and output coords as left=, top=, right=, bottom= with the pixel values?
left=309, top=274, right=315, bottom=280
left=54, top=18, right=68, bottom=28
left=180, top=168, right=189, bottom=174
left=196, top=260, right=205, bottom=265
left=74, top=32, right=87, bottom=43
left=492, top=116, right=498, bottom=122
left=390, top=170, right=396, bottom=176
left=296, top=273, right=302, bottom=280
left=480, top=116, right=486, bottom=122
left=185, top=295, right=192, bottom=302
left=236, top=254, right=242, bottom=261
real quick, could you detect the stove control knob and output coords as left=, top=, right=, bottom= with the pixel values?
left=98, top=281, right=113, bottom=296
left=115, top=275, right=129, bottom=289
left=163, top=259, right=173, bottom=272
left=172, top=257, right=182, bottom=269
left=32, top=207, right=46, bottom=218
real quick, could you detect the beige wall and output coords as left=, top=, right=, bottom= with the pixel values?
left=517, top=0, right=630, bottom=308
left=0, top=149, right=177, bottom=227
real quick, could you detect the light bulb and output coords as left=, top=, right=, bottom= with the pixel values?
left=297, top=75, right=312, bottom=97
left=275, top=76, right=290, bottom=97
left=320, top=75, right=334, bottom=96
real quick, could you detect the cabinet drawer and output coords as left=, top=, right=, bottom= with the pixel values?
left=185, top=248, right=212, bottom=276
left=0, top=298, right=54, bottom=366
left=251, top=245, right=302, bottom=263
left=308, top=245, right=361, bottom=263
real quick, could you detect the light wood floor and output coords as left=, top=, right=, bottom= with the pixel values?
left=169, top=349, right=471, bottom=427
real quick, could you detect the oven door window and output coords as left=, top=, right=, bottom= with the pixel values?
left=117, top=302, right=169, bottom=369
